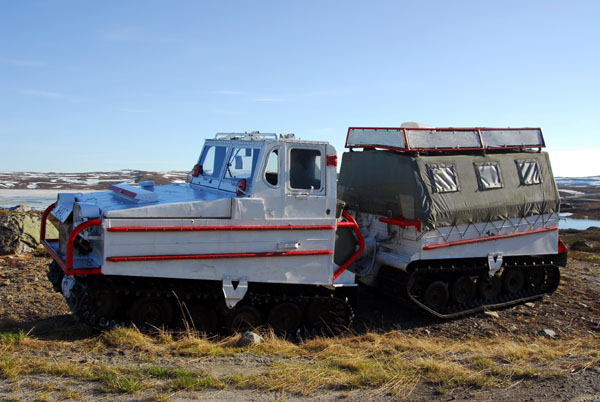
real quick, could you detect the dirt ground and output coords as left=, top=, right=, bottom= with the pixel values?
left=1, top=251, right=599, bottom=401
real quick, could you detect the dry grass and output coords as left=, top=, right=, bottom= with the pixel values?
left=1, top=326, right=598, bottom=397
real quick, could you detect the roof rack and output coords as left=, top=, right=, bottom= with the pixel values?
left=345, top=127, right=545, bottom=152
left=214, top=132, right=278, bottom=141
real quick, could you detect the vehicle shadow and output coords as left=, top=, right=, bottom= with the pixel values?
left=351, top=288, right=445, bottom=334
left=0, top=315, right=95, bottom=341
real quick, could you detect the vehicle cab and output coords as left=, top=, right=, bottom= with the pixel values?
left=189, top=132, right=338, bottom=220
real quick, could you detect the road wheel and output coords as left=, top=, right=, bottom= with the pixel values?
left=268, top=302, right=302, bottom=335
left=477, top=275, right=501, bottom=300
left=188, top=305, right=218, bottom=334
left=451, top=276, right=476, bottom=305
left=503, top=268, right=525, bottom=294
left=224, top=306, right=261, bottom=333
left=129, top=296, right=174, bottom=328
left=423, top=281, right=449, bottom=310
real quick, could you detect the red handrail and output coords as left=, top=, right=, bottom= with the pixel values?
left=40, top=202, right=56, bottom=242
left=40, top=202, right=102, bottom=275
left=379, top=216, right=421, bottom=232
left=333, top=211, right=365, bottom=282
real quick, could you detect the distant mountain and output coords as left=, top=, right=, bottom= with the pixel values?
left=555, top=176, right=600, bottom=188
left=0, top=170, right=188, bottom=190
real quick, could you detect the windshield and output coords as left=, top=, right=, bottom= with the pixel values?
left=224, top=147, right=261, bottom=181
left=199, top=145, right=227, bottom=178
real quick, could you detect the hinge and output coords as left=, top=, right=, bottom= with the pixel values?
left=487, top=253, right=503, bottom=277
left=222, top=276, right=248, bottom=309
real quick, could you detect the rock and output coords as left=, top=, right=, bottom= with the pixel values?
left=510, top=325, right=518, bottom=332
left=543, top=328, right=556, bottom=338
left=0, top=211, right=58, bottom=255
left=0, top=216, right=20, bottom=255
left=484, top=310, right=499, bottom=318
left=10, top=205, right=32, bottom=212
left=236, top=331, right=263, bottom=347
left=525, top=302, right=535, bottom=308
left=570, top=240, right=594, bottom=252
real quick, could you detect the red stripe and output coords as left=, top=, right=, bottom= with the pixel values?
left=106, top=249, right=333, bottom=262
left=107, top=224, right=335, bottom=232
left=110, top=184, right=137, bottom=198
left=423, top=227, right=558, bottom=250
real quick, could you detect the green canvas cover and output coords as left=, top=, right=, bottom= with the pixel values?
left=337, top=150, right=559, bottom=230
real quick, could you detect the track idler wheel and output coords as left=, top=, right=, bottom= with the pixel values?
left=187, top=305, right=218, bottom=334
left=451, top=276, right=476, bottom=305
left=527, top=266, right=546, bottom=289
left=129, top=296, right=174, bottom=328
left=268, top=302, right=302, bottom=335
left=423, top=281, right=449, bottom=310
left=503, top=268, right=525, bottom=294
left=477, top=275, right=501, bottom=300
left=224, top=305, right=262, bottom=333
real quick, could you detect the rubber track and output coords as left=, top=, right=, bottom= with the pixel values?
left=54, top=271, right=354, bottom=334
left=405, top=262, right=561, bottom=319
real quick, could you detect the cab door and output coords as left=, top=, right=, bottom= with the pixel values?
left=283, top=144, right=332, bottom=219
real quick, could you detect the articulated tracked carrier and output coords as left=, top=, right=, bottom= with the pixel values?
left=338, top=124, right=567, bottom=317
left=41, top=125, right=567, bottom=332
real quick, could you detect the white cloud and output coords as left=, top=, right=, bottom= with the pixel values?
left=254, top=97, right=284, bottom=102
left=20, top=89, right=90, bottom=104
left=21, top=89, right=66, bottom=98
left=211, top=90, right=245, bottom=95
left=0, top=58, right=44, bottom=67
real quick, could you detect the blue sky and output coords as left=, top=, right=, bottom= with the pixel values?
left=1, top=0, right=599, bottom=176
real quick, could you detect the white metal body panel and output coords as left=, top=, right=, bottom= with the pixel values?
left=63, top=133, right=354, bottom=287
left=353, top=212, right=560, bottom=271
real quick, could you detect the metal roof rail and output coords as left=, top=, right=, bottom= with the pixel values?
left=214, top=132, right=278, bottom=141
left=345, top=126, right=545, bottom=152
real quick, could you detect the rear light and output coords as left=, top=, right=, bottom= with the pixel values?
left=192, top=164, right=201, bottom=177
left=558, top=237, right=568, bottom=254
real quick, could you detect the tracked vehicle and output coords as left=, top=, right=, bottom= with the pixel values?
left=41, top=125, right=567, bottom=332
left=338, top=124, right=567, bottom=317
left=42, top=133, right=358, bottom=334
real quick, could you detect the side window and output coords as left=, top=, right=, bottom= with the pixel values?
left=225, top=147, right=260, bottom=180
left=474, top=162, right=503, bottom=190
left=200, top=145, right=227, bottom=177
left=290, top=149, right=322, bottom=190
left=516, top=159, right=542, bottom=185
left=427, top=163, right=459, bottom=193
left=264, top=149, right=279, bottom=186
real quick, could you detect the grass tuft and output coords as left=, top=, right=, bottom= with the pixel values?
left=101, top=327, right=153, bottom=350
left=96, top=367, right=146, bottom=393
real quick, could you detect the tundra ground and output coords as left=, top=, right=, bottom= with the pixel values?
left=0, top=230, right=599, bottom=401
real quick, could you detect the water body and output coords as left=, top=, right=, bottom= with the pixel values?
left=559, top=218, right=600, bottom=231
left=0, top=190, right=95, bottom=210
